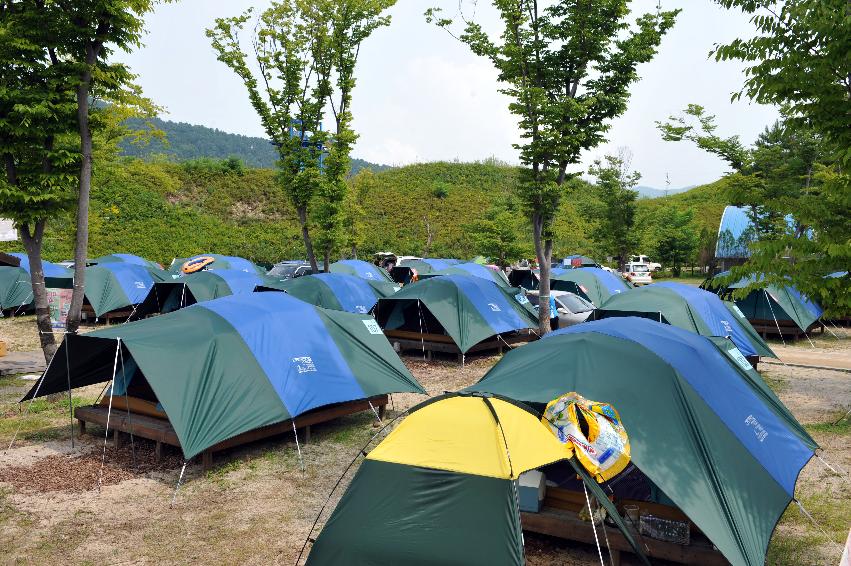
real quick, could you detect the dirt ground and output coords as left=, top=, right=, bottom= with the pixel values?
left=0, top=318, right=849, bottom=565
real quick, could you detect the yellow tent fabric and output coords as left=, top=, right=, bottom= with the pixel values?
left=367, top=395, right=570, bottom=479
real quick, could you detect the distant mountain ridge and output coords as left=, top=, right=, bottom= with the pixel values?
left=633, top=185, right=697, bottom=199
left=119, top=116, right=391, bottom=174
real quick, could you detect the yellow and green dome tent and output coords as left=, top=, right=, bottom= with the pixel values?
left=306, top=393, right=646, bottom=565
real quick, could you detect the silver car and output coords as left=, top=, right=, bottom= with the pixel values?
left=526, top=290, right=595, bottom=328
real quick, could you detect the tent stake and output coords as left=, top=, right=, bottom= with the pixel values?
left=170, top=460, right=188, bottom=507
left=367, top=400, right=382, bottom=424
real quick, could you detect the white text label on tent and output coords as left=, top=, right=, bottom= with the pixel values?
left=362, top=319, right=383, bottom=334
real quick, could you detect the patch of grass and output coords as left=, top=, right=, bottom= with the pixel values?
left=806, top=410, right=851, bottom=436
left=0, top=393, right=94, bottom=445
left=766, top=529, right=826, bottom=566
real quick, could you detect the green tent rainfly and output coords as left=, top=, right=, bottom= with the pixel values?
left=139, top=269, right=279, bottom=314
left=549, top=266, right=632, bottom=306
left=595, top=282, right=775, bottom=359
left=23, top=293, right=426, bottom=460
left=702, top=272, right=823, bottom=333
left=0, top=253, right=72, bottom=310
left=259, top=273, right=397, bottom=314
left=375, top=274, right=539, bottom=353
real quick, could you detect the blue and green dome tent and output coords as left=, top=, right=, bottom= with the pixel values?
left=550, top=266, right=632, bottom=306
left=329, top=259, right=394, bottom=283
left=92, top=253, right=162, bottom=270
left=82, top=263, right=161, bottom=318
left=397, top=257, right=463, bottom=275
left=140, top=269, right=276, bottom=314
left=595, top=282, right=775, bottom=359
left=467, top=318, right=816, bottom=566
left=24, top=293, right=426, bottom=460
left=425, top=262, right=512, bottom=288
left=260, top=273, right=397, bottom=314
left=169, top=254, right=265, bottom=275
left=375, top=274, right=538, bottom=353
left=702, top=271, right=824, bottom=333
left=0, top=253, right=72, bottom=310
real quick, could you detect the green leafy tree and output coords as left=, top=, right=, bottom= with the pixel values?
left=428, top=0, right=678, bottom=333
left=312, top=0, right=394, bottom=269
left=658, top=106, right=823, bottom=238
left=0, top=1, right=78, bottom=361
left=464, top=195, right=529, bottom=267
left=40, top=0, right=164, bottom=335
left=652, top=207, right=698, bottom=277
left=342, top=169, right=373, bottom=258
left=711, top=0, right=850, bottom=316
left=588, top=153, right=640, bottom=271
left=209, top=0, right=394, bottom=272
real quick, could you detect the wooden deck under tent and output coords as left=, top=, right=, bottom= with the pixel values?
left=521, top=487, right=729, bottom=566
left=384, top=328, right=536, bottom=362
left=75, top=394, right=388, bottom=470
left=749, top=318, right=824, bottom=339
left=80, top=304, right=137, bottom=325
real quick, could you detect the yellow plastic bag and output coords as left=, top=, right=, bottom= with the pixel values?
left=542, top=392, right=631, bottom=482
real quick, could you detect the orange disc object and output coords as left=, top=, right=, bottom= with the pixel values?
left=181, top=256, right=215, bottom=274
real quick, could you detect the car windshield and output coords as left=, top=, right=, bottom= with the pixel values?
left=557, top=294, right=594, bottom=313
left=268, top=264, right=302, bottom=277
left=632, top=265, right=650, bottom=272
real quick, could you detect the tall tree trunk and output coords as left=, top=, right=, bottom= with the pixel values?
left=323, top=248, right=330, bottom=273
left=20, top=222, right=57, bottom=363
left=351, top=243, right=358, bottom=259
left=66, top=66, right=96, bottom=335
left=298, top=206, right=318, bottom=272
left=532, top=212, right=553, bottom=336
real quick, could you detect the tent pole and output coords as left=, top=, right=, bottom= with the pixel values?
left=119, top=347, right=136, bottom=468
left=292, top=420, right=305, bottom=476
left=65, top=333, right=74, bottom=449
left=764, top=290, right=787, bottom=348
left=295, top=407, right=416, bottom=566
left=582, top=483, right=607, bottom=566
left=417, top=299, right=426, bottom=361
left=98, top=338, right=121, bottom=494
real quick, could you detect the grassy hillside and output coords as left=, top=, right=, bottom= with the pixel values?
left=0, top=159, right=726, bottom=266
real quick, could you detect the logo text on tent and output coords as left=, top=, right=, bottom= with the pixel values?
left=355, top=305, right=368, bottom=314
left=488, top=303, right=501, bottom=312
left=514, top=293, right=529, bottom=305
left=292, top=356, right=317, bottom=374
left=720, top=319, right=733, bottom=335
left=745, top=414, right=768, bottom=442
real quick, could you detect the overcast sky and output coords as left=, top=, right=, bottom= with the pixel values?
left=115, top=0, right=777, bottom=189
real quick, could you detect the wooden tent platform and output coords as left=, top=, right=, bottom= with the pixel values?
left=521, top=487, right=728, bottom=566
left=749, top=318, right=823, bottom=339
left=80, top=305, right=137, bottom=325
left=384, top=329, right=534, bottom=362
left=75, top=394, right=388, bottom=470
